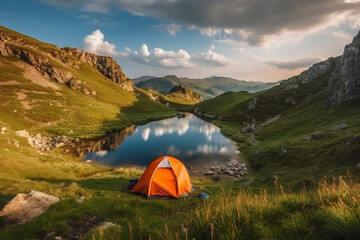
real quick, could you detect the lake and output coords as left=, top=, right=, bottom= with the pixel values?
left=78, top=114, right=240, bottom=170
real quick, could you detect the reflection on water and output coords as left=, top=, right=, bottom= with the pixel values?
left=82, top=114, right=239, bottom=167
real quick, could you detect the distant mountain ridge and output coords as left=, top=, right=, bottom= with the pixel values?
left=134, top=75, right=279, bottom=99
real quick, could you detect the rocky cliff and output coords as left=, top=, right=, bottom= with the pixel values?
left=168, top=85, right=203, bottom=103
left=0, top=28, right=134, bottom=91
left=63, top=47, right=134, bottom=91
left=325, top=31, right=360, bottom=106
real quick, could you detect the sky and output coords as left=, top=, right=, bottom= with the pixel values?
left=1, top=0, right=360, bottom=82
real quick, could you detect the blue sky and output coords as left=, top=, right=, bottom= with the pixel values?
left=1, top=0, right=360, bottom=82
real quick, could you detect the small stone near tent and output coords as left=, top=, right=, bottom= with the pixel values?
left=131, top=156, right=192, bottom=198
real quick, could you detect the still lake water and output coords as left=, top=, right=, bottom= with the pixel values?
left=80, top=114, right=240, bottom=168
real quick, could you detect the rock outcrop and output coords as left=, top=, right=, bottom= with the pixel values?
left=63, top=47, right=134, bottom=91
left=0, top=29, right=134, bottom=92
left=16, top=130, right=74, bottom=151
left=299, top=58, right=334, bottom=84
left=168, top=85, right=203, bottom=103
left=0, top=190, right=59, bottom=226
left=325, top=31, right=360, bottom=106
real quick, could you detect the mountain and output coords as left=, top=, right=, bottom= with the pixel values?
left=167, top=85, right=202, bottom=103
left=192, top=32, right=360, bottom=186
left=135, top=75, right=279, bottom=99
left=132, top=75, right=156, bottom=84
left=0, top=25, right=176, bottom=138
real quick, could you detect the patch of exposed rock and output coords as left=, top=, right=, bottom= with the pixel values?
left=247, top=97, right=258, bottom=110
left=203, top=160, right=248, bottom=179
left=299, top=58, right=334, bottom=84
left=330, top=123, right=348, bottom=131
left=325, top=31, right=360, bottom=106
left=0, top=190, right=59, bottom=226
left=16, top=130, right=74, bottom=151
left=63, top=47, right=134, bottom=91
left=168, top=85, right=203, bottom=103
left=0, top=29, right=134, bottom=92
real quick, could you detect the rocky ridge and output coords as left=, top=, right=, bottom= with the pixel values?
left=63, top=47, right=134, bottom=91
left=168, top=85, right=203, bottom=103
left=325, top=31, right=360, bottom=106
left=0, top=28, right=134, bottom=92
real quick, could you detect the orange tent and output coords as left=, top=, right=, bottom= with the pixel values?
left=131, top=156, right=192, bottom=198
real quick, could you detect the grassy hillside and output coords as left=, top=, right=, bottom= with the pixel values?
left=192, top=91, right=253, bottom=116
left=136, top=75, right=278, bottom=99
left=193, top=61, right=360, bottom=188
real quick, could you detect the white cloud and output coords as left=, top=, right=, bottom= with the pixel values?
left=154, top=23, right=182, bottom=36
left=200, top=28, right=221, bottom=37
left=122, top=44, right=193, bottom=68
left=194, top=50, right=234, bottom=66
left=253, top=55, right=326, bottom=70
left=82, top=29, right=119, bottom=56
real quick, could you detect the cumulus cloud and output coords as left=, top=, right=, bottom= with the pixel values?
left=154, top=23, right=182, bottom=36
left=254, top=56, right=326, bottom=70
left=42, top=0, right=360, bottom=46
left=122, top=44, right=193, bottom=68
left=194, top=50, right=235, bottom=67
left=82, top=29, right=118, bottom=56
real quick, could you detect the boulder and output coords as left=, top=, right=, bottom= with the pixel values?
left=204, top=170, right=216, bottom=175
left=330, top=123, right=348, bottom=131
left=311, top=133, right=323, bottom=139
left=0, top=190, right=59, bottom=226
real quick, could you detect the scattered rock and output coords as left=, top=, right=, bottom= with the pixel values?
left=203, top=160, right=248, bottom=178
left=66, top=78, right=81, bottom=90
left=210, top=166, right=220, bottom=171
left=240, top=179, right=253, bottom=187
left=330, top=123, right=348, bottom=131
left=303, top=136, right=311, bottom=141
left=16, top=130, right=72, bottom=151
left=84, top=222, right=122, bottom=238
left=356, top=163, right=360, bottom=171
left=204, top=170, right=216, bottom=175
left=76, top=196, right=85, bottom=204
left=247, top=97, right=258, bottom=110
left=1, top=127, right=6, bottom=134
left=311, top=133, right=323, bottom=139
left=0, top=190, right=59, bottom=226
left=280, top=146, right=287, bottom=153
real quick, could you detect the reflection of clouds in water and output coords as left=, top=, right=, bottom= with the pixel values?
left=95, top=150, right=107, bottom=157
left=142, top=127, right=150, bottom=141
left=198, top=124, right=218, bottom=141
left=152, top=117, right=190, bottom=137
left=186, top=144, right=231, bottom=156
left=166, top=145, right=180, bottom=155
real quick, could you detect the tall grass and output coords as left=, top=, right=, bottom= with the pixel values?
left=185, top=175, right=360, bottom=240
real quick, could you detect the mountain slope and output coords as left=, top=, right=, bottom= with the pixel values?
left=0, top=25, right=176, bottom=138
left=194, top=35, right=360, bottom=186
left=136, top=75, right=279, bottom=99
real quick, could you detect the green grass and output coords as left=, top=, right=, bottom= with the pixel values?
left=194, top=91, right=253, bottom=116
